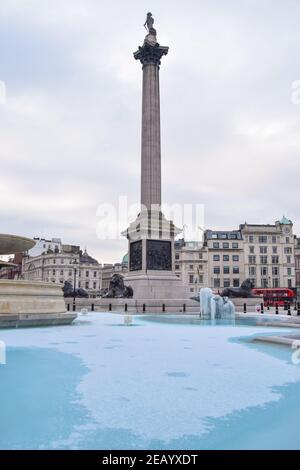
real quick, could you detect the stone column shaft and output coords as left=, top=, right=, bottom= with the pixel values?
left=141, top=64, right=161, bottom=210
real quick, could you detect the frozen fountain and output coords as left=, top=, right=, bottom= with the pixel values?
left=199, top=287, right=235, bottom=320
left=0, top=234, right=77, bottom=328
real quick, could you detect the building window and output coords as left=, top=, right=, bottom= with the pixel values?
left=249, top=266, right=256, bottom=276
left=199, top=275, right=203, bottom=283
left=53, top=259, right=56, bottom=264
left=190, top=288, right=194, bottom=292
left=211, top=234, right=218, bottom=239
left=261, top=266, right=268, bottom=276
left=60, top=270, right=64, bottom=276
left=260, top=246, right=267, bottom=254
left=233, top=266, right=239, bottom=274
left=286, top=237, right=290, bottom=244
left=93, top=282, right=97, bottom=289
left=272, top=256, right=279, bottom=264
left=223, top=242, right=229, bottom=249
left=272, top=266, right=279, bottom=276
left=284, top=247, right=292, bottom=254
left=93, top=271, right=97, bottom=277
left=175, top=264, right=180, bottom=270
left=189, top=265, right=194, bottom=270
left=223, top=266, right=230, bottom=274
left=261, top=278, right=268, bottom=288
left=85, top=281, right=89, bottom=289
left=287, top=256, right=291, bottom=264
left=249, top=256, right=256, bottom=264
left=287, top=267, right=292, bottom=276
left=86, top=271, right=89, bottom=277
left=175, top=253, right=180, bottom=260
left=52, top=269, right=56, bottom=275
left=214, top=279, right=221, bottom=288
left=232, top=242, right=238, bottom=249
left=272, top=236, right=277, bottom=244
left=199, top=253, right=203, bottom=259
left=249, top=246, right=255, bottom=254
left=272, top=246, right=277, bottom=254
left=61, top=258, right=64, bottom=264
left=213, top=267, right=220, bottom=274
left=223, top=279, right=230, bottom=288
left=260, top=256, right=268, bottom=265
left=272, top=278, right=279, bottom=288
left=68, top=270, right=72, bottom=276
left=221, top=234, right=227, bottom=239
left=213, top=255, right=220, bottom=261
left=233, top=279, right=240, bottom=287
left=288, top=279, right=292, bottom=288
left=223, top=255, right=229, bottom=262
left=229, top=233, right=237, bottom=239
left=258, top=235, right=268, bottom=243
left=232, top=255, right=239, bottom=262
left=213, top=242, right=219, bottom=249
left=189, top=275, right=194, bottom=284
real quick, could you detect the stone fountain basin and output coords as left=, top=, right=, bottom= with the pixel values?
left=0, top=234, right=35, bottom=255
left=0, top=280, right=67, bottom=315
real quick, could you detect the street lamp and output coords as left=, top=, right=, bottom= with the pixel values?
left=71, top=259, right=79, bottom=312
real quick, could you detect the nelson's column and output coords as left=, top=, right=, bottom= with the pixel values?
left=123, top=13, right=186, bottom=299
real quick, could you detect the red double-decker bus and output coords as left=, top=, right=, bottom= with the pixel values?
left=252, top=288, right=296, bottom=307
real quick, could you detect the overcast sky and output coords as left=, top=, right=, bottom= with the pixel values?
left=1, top=0, right=300, bottom=263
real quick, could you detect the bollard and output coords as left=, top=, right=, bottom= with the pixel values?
left=162, top=304, right=165, bottom=313
left=267, top=304, right=270, bottom=311
left=275, top=303, right=279, bottom=315
left=297, top=302, right=300, bottom=316
left=72, top=303, right=76, bottom=312
left=243, top=303, right=247, bottom=314
left=261, top=302, right=264, bottom=314
left=294, top=302, right=297, bottom=311
left=284, top=302, right=288, bottom=311
left=109, top=303, right=112, bottom=312
left=125, top=303, right=128, bottom=312
left=143, top=303, right=146, bottom=313
left=67, top=304, right=70, bottom=311
left=287, top=303, right=291, bottom=316
left=183, top=303, right=186, bottom=313
left=91, top=303, right=94, bottom=312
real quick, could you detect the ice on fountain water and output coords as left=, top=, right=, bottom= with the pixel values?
left=199, top=288, right=235, bottom=320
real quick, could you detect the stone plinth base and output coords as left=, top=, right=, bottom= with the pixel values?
left=0, top=280, right=76, bottom=328
left=124, top=272, right=189, bottom=300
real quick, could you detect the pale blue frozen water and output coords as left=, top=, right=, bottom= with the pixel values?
left=0, top=312, right=300, bottom=450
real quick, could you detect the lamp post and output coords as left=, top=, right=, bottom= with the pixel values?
left=71, top=259, right=79, bottom=312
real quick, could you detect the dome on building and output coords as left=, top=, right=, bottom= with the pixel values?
left=79, top=249, right=99, bottom=265
left=122, top=253, right=128, bottom=265
left=278, top=216, right=293, bottom=225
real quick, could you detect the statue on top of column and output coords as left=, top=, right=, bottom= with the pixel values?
left=144, top=12, right=157, bottom=37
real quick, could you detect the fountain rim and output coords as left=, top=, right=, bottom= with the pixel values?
left=0, top=233, right=35, bottom=256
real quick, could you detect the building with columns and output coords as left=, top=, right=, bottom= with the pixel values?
left=173, top=217, right=297, bottom=292
left=241, top=217, right=296, bottom=289
left=204, top=229, right=244, bottom=290
left=174, top=240, right=208, bottom=294
left=22, top=245, right=102, bottom=298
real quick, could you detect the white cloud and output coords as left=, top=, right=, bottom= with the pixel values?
left=1, top=0, right=300, bottom=263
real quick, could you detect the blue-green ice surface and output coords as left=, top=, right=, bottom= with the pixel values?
left=0, top=312, right=300, bottom=450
